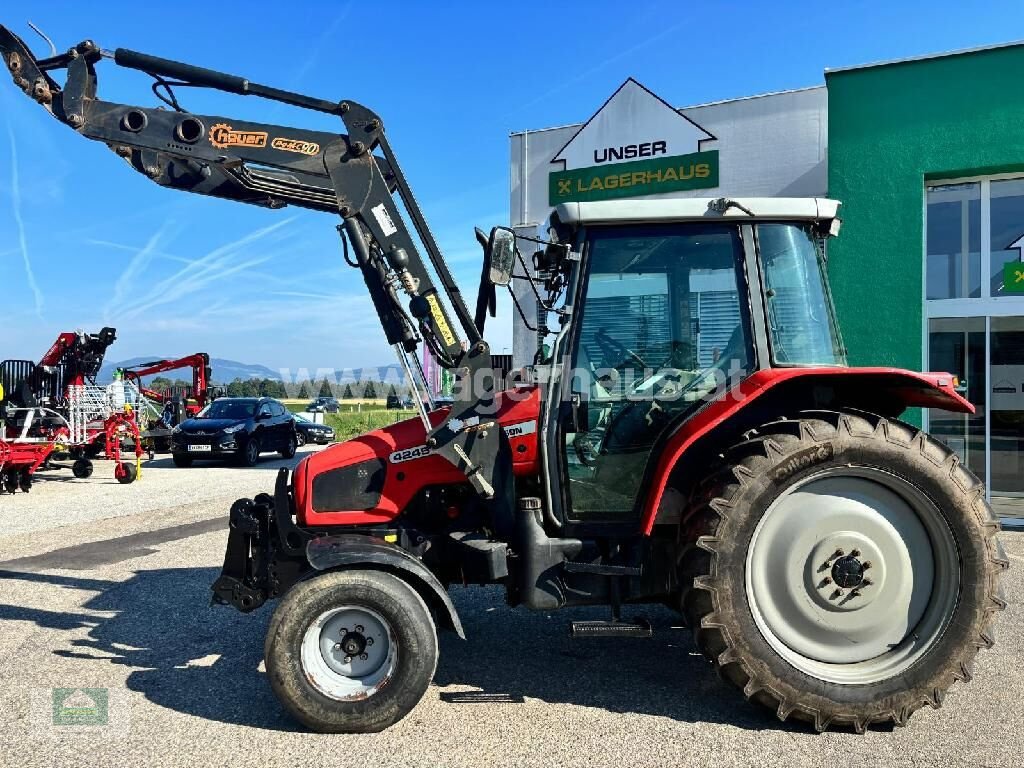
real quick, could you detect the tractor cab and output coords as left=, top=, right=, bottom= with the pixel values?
left=523, top=198, right=847, bottom=525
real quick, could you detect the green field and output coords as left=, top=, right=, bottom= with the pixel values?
left=281, top=399, right=412, bottom=441
left=323, top=409, right=410, bottom=441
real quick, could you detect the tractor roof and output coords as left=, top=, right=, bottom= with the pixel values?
left=553, top=197, right=840, bottom=226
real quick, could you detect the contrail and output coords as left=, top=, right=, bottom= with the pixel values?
left=6, top=121, right=44, bottom=317
left=117, top=216, right=295, bottom=319
left=103, top=222, right=175, bottom=321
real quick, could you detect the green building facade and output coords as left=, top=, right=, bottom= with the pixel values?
left=827, top=44, right=1024, bottom=515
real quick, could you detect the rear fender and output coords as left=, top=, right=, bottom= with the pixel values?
left=306, top=534, right=465, bottom=639
left=640, top=367, right=971, bottom=535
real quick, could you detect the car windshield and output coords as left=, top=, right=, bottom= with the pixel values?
left=197, top=400, right=256, bottom=420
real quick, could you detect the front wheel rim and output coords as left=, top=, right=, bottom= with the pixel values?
left=745, top=466, right=960, bottom=685
left=300, top=606, right=398, bottom=701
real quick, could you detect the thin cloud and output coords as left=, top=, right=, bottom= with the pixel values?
left=6, top=121, right=44, bottom=316
left=103, top=222, right=177, bottom=321
left=116, top=217, right=296, bottom=319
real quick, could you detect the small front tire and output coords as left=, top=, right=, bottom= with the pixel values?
left=72, top=458, right=94, bottom=479
left=264, top=569, right=438, bottom=733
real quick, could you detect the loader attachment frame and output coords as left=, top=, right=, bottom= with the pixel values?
left=0, top=24, right=512, bottom=517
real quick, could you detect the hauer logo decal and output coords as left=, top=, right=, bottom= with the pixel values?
left=771, top=444, right=835, bottom=484
left=271, top=137, right=321, bottom=156
left=388, top=421, right=537, bottom=464
left=209, top=123, right=268, bottom=149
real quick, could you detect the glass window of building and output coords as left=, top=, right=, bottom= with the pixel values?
left=990, top=178, right=1024, bottom=297
left=926, top=183, right=981, bottom=299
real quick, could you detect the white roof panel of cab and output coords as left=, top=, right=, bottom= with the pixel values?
left=554, top=198, right=840, bottom=226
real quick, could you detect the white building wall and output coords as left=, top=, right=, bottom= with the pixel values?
left=509, top=86, right=828, bottom=367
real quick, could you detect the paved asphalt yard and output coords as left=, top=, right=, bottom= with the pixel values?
left=0, top=448, right=1020, bottom=767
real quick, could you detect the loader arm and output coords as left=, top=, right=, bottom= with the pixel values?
left=0, top=25, right=512, bottom=511
left=122, top=353, right=212, bottom=407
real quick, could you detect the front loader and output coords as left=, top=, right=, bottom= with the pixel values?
left=0, top=24, right=1007, bottom=734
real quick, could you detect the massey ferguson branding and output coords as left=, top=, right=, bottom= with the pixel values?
left=209, top=122, right=268, bottom=149
left=389, top=421, right=536, bottom=464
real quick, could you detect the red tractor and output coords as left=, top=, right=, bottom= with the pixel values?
left=1, top=26, right=1006, bottom=734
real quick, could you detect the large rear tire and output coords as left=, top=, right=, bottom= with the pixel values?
left=678, top=409, right=1007, bottom=732
left=264, top=569, right=438, bottom=733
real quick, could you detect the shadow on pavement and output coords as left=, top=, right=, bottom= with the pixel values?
left=0, top=567, right=803, bottom=733
left=141, top=450, right=316, bottom=471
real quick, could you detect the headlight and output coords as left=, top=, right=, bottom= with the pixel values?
left=223, top=423, right=245, bottom=434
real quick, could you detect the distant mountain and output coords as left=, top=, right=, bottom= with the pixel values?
left=99, top=357, right=282, bottom=384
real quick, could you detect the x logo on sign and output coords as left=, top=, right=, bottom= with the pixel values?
left=1014, top=268, right=1024, bottom=284
left=557, top=179, right=572, bottom=195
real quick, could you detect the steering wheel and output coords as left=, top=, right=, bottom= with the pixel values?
left=594, top=329, right=647, bottom=370
left=573, top=432, right=600, bottom=467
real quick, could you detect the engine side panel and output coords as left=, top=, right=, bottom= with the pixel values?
left=295, top=387, right=540, bottom=526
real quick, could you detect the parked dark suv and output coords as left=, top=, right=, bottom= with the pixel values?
left=171, top=397, right=296, bottom=467
left=307, top=396, right=340, bottom=413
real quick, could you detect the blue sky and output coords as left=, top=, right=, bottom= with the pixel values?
left=2, top=0, right=1023, bottom=371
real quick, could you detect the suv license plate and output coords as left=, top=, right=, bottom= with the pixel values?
left=187, top=444, right=212, bottom=452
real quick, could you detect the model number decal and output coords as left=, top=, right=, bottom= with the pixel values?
left=271, top=136, right=321, bottom=156
left=388, top=444, right=433, bottom=464
left=387, top=421, right=537, bottom=464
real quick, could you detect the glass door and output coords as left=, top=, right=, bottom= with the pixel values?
left=927, top=317, right=987, bottom=481
left=991, top=316, right=1024, bottom=504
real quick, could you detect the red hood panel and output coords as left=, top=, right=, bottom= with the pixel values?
left=295, top=386, right=540, bottom=526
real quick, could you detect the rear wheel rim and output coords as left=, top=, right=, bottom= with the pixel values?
left=745, top=465, right=960, bottom=684
left=300, top=606, right=398, bottom=701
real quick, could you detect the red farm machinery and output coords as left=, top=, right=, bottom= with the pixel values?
left=0, top=24, right=1007, bottom=735
left=120, top=353, right=217, bottom=455
left=1, top=327, right=144, bottom=490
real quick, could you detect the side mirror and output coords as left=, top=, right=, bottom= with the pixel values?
left=486, top=227, right=517, bottom=287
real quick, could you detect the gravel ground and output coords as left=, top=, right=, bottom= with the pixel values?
left=0, top=450, right=1020, bottom=767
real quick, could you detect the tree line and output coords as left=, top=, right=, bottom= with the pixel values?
left=148, top=376, right=409, bottom=400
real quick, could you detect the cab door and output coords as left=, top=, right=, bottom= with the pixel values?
left=557, top=222, right=754, bottom=523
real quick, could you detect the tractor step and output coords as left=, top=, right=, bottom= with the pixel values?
left=569, top=619, right=652, bottom=638
left=562, top=561, right=641, bottom=577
